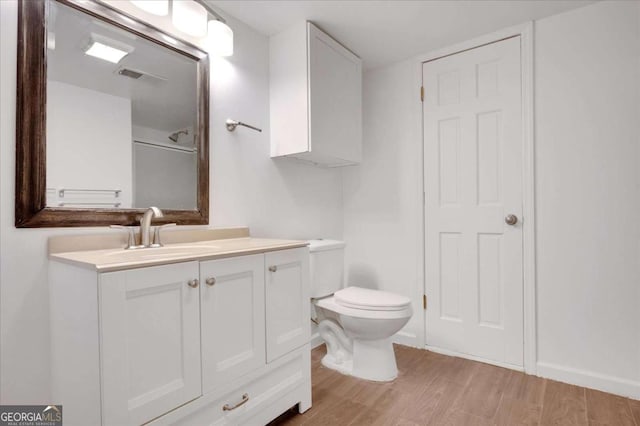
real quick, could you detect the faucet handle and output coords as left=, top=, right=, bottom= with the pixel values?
left=110, top=225, right=139, bottom=250
left=152, top=223, right=177, bottom=247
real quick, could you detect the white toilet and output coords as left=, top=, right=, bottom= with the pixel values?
left=309, top=240, right=413, bottom=382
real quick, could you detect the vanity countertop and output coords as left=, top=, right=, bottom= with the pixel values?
left=49, top=237, right=308, bottom=272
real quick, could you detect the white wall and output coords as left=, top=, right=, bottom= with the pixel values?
left=534, top=0, right=640, bottom=394
left=342, top=60, right=423, bottom=345
left=208, top=27, right=343, bottom=239
left=0, top=1, right=342, bottom=404
left=342, top=0, right=640, bottom=398
left=47, top=80, right=133, bottom=207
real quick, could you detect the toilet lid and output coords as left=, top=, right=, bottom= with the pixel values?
left=334, top=286, right=411, bottom=311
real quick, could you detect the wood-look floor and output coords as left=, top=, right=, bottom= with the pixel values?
left=270, top=345, right=640, bottom=426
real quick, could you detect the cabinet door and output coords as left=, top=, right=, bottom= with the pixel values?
left=100, top=262, right=201, bottom=426
left=265, top=248, right=310, bottom=362
left=200, top=254, right=265, bottom=394
left=308, top=22, right=362, bottom=164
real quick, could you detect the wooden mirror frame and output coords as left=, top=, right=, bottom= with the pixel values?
left=16, top=0, right=209, bottom=227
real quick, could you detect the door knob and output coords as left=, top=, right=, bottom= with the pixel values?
left=187, top=279, right=199, bottom=288
left=505, top=214, right=518, bottom=226
left=268, top=266, right=277, bottom=273
left=205, top=277, right=216, bottom=286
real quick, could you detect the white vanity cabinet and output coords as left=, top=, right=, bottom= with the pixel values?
left=265, top=249, right=310, bottom=362
left=100, top=262, right=202, bottom=426
left=50, top=246, right=311, bottom=426
left=270, top=22, right=362, bottom=167
left=200, top=254, right=266, bottom=394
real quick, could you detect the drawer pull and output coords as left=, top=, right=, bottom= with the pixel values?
left=187, top=279, right=199, bottom=288
left=268, top=265, right=277, bottom=273
left=222, top=393, right=249, bottom=411
left=205, top=277, right=216, bottom=286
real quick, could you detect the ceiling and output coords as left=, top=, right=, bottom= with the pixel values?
left=212, top=0, right=595, bottom=70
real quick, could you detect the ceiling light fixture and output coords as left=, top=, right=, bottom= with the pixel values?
left=192, top=0, right=234, bottom=57
left=130, top=0, right=168, bottom=16
left=84, top=41, right=130, bottom=64
left=130, top=0, right=234, bottom=57
left=205, top=19, right=233, bottom=57
left=172, top=1, right=208, bottom=37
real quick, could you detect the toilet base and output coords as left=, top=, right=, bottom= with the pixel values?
left=321, top=354, right=353, bottom=376
left=321, top=337, right=398, bottom=382
left=352, top=337, right=398, bottom=382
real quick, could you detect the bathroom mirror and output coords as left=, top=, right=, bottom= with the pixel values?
left=16, top=0, right=209, bottom=227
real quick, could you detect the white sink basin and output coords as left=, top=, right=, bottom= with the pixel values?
left=104, top=245, right=220, bottom=262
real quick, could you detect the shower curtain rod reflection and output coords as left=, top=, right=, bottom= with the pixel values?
left=133, top=140, right=197, bottom=153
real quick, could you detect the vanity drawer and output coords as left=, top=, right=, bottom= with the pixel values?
left=156, top=346, right=310, bottom=426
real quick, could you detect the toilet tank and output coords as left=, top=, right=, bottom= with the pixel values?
left=308, top=239, right=346, bottom=298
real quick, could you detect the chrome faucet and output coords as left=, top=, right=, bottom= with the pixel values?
left=140, top=206, right=163, bottom=247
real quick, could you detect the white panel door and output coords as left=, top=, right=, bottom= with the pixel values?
left=100, top=262, right=201, bottom=425
left=423, top=37, right=523, bottom=366
left=200, top=254, right=265, bottom=394
left=265, top=248, right=310, bottom=363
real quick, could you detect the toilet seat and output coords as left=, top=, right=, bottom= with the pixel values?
left=334, top=286, right=411, bottom=311
left=315, top=294, right=412, bottom=320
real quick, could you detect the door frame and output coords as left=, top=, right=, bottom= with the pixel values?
left=414, top=22, right=536, bottom=374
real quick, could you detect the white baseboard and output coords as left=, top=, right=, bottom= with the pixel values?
left=537, top=362, right=640, bottom=400
left=425, top=344, right=525, bottom=372
left=392, top=331, right=420, bottom=348
left=397, top=338, right=640, bottom=400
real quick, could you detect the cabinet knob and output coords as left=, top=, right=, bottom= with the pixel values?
left=187, top=279, right=199, bottom=288
left=205, top=277, right=216, bottom=286
left=268, top=265, right=277, bottom=273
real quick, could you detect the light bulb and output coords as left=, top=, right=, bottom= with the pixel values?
left=172, top=1, right=208, bottom=38
left=205, top=20, right=233, bottom=57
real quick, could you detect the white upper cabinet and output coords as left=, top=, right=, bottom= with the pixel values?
left=270, top=22, right=362, bottom=167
